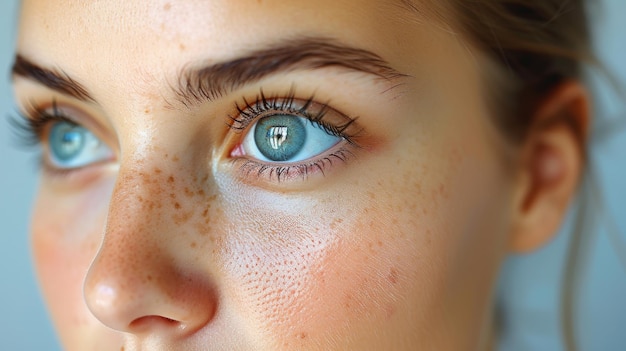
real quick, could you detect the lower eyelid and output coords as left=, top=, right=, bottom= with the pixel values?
left=39, top=159, right=116, bottom=187
left=228, top=144, right=356, bottom=184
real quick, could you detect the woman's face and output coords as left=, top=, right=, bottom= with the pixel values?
left=15, top=0, right=518, bottom=350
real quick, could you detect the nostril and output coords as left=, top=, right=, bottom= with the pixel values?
left=129, top=315, right=183, bottom=334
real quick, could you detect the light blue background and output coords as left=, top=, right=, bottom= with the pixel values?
left=0, top=1, right=624, bottom=350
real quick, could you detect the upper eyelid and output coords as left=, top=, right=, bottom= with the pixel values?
left=20, top=100, right=118, bottom=152
left=229, top=97, right=326, bottom=131
left=227, top=90, right=358, bottom=137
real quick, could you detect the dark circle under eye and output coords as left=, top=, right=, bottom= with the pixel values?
left=254, top=114, right=306, bottom=161
left=49, top=121, right=86, bottom=162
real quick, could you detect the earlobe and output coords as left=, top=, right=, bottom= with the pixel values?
left=509, top=81, right=590, bottom=253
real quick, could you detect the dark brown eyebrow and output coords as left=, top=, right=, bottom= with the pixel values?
left=11, top=55, right=95, bottom=102
left=12, top=37, right=407, bottom=108
left=173, top=37, right=408, bottom=107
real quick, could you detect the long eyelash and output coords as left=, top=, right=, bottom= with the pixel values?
left=9, top=99, right=72, bottom=149
left=227, top=87, right=360, bottom=143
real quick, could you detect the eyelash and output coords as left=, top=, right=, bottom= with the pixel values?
left=228, top=87, right=359, bottom=137
left=10, top=100, right=85, bottom=176
left=11, top=89, right=363, bottom=182
left=226, top=88, right=362, bottom=182
left=11, top=100, right=65, bottom=146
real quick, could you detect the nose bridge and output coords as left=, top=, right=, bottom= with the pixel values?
left=106, top=153, right=181, bottom=251
left=84, top=155, right=218, bottom=335
left=99, top=161, right=172, bottom=273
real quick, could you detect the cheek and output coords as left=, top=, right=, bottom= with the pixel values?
left=31, top=181, right=122, bottom=350
left=217, top=180, right=430, bottom=348
left=214, top=137, right=512, bottom=348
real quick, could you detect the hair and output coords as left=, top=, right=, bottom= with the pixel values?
left=449, top=0, right=592, bottom=142
left=446, top=1, right=593, bottom=350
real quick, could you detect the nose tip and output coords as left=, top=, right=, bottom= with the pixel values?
left=84, top=263, right=218, bottom=337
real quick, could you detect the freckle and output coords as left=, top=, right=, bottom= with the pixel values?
left=168, top=176, right=175, bottom=183
left=147, top=275, right=153, bottom=281
left=388, top=267, right=399, bottom=284
left=154, top=168, right=162, bottom=174
left=297, top=332, right=307, bottom=339
left=179, top=43, right=186, bottom=51
left=197, top=189, right=205, bottom=196
left=172, top=156, right=180, bottom=162
left=173, top=211, right=192, bottom=224
left=164, top=2, right=171, bottom=10
left=194, top=221, right=210, bottom=235
left=174, top=202, right=181, bottom=209
left=190, top=242, right=197, bottom=248
left=184, top=187, right=194, bottom=197
left=139, top=172, right=151, bottom=184
left=202, top=208, right=209, bottom=217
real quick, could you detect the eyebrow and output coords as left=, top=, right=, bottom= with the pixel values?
left=12, top=37, right=407, bottom=107
left=173, top=37, right=408, bottom=107
left=11, top=55, right=95, bottom=102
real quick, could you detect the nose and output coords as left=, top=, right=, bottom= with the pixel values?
left=84, top=163, right=218, bottom=337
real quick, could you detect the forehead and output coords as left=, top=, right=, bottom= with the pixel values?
left=17, top=0, right=437, bottom=68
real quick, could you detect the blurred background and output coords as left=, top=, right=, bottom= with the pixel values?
left=0, top=0, right=624, bottom=350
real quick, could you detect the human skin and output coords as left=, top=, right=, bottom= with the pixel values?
left=13, top=0, right=586, bottom=350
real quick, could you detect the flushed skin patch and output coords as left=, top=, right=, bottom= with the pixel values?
left=17, top=0, right=519, bottom=350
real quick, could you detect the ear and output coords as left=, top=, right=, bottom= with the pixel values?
left=509, top=81, right=590, bottom=253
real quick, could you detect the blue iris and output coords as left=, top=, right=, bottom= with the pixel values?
left=254, top=115, right=307, bottom=161
left=49, top=121, right=87, bottom=162
left=46, top=120, right=111, bottom=169
left=241, top=113, right=341, bottom=163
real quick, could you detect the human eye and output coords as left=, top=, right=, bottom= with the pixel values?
left=226, top=89, right=362, bottom=183
left=13, top=101, right=113, bottom=175
left=241, top=113, right=341, bottom=162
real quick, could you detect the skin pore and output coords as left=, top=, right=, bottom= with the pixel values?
left=13, top=0, right=587, bottom=350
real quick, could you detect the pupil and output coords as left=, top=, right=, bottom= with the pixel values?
left=254, top=115, right=306, bottom=161
left=268, top=126, right=288, bottom=150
